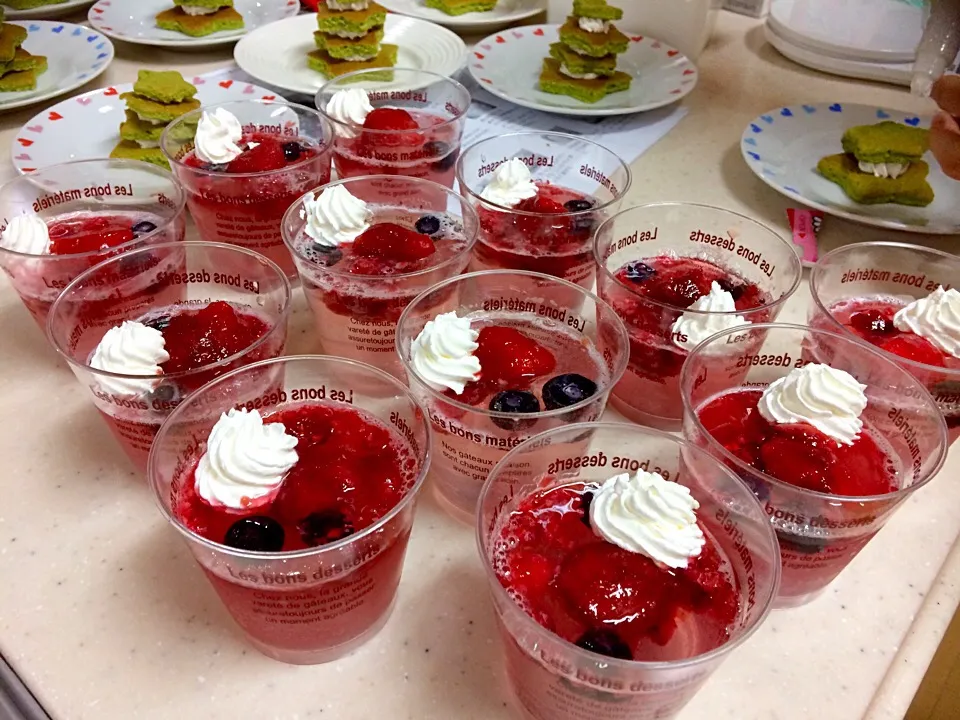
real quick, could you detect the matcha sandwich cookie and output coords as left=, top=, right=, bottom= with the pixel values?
left=558, top=16, right=628, bottom=57
left=424, top=0, right=498, bottom=15
left=0, top=24, right=28, bottom=64
left=307, top=43, right=398, bottom=80
left=818, top=121, right=934, bottom=207
left=110, top=140, right=169, bottom=169
left=539, top=58, right=631, bottom=103
left=0, top=23, right=46, bottom=92
left=313, top=27, right=384, bottom=60
left=315, top=2, right=387, bottom=36
left=310, top=0, right=395, bottom=78
left=0, top=47, right=47, bottom=76
left=156, top=0, right=245, bottom=37
left=548, top=42, right=617, bottom=77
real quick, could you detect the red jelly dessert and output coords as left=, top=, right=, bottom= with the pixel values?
left=473, top=182, right=600, bottom=287
left=47, top=213, right=159, bottom=255
left=179, top=133, right=329, bottom=277
left=333, top=108, right=460, bottom=189
left=697, top=389, right=896, bottom=497
left=495, top=483, right=739, bottom=660
left=176, top=403, right=416, bottom=552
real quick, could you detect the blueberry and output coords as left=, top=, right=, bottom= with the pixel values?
left=415, top=215, right=442, bottom=236
left=542, top=374, right=598, bottom=410
left=298, top=509, right=355, bottom=547
left=424, top=140, right=457, bottom=171
left=624, top=261, right=655, bottom=283
left=776, top=531, right=829, bottom=555
left=202, top=162, right=228, bottom=172
left=150, top=383, right=181, bottom=405
left=224, top=516, right=285, bottom=552
left=575, top=629, right=632, bottom=661
left=564, top=199, right=595, bottom=213
left=282, top=142, right=304, bottom=162
left=131, top=220, right=158, bottom=236
left=580, top=490, right=595, bottom=528
left=489, top=390, right=540, bottom=431
left=143, top=315, right=171, bottom=331
left=717, top=278, right=745, bottom=301
left=308, top=242, right=343, bottom=267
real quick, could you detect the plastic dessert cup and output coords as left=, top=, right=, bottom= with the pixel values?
left=282, top=175, right=478, bottom=378
left=396, top=270, right=630, bottom=521
left=0, top=159, right=186, bottom=329
left=478, top=423, right=781, bottom=720
left=161, top=100, right=334, bottom=279
left=810, top=242, right=960, bottom=445
left=148, top=355, right=431, bottom=664
left=456, top=131, right=631, bottom=289
left=681, top=323, right=948, bottom=608
left=595, top=203, right=803, bottom=431
left=316, top=68, right=470, bottom=200
left=48, top=241, right=291, bottom=472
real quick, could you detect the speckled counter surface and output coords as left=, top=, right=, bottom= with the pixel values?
left=0, top=6, right=957, bottom=720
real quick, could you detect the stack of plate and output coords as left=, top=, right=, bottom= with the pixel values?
left=764, top=0, right=936, bottom=86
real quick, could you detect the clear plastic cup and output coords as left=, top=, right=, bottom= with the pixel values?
left=161, top=100, right=334, bottom=279
left=456, top=131, right=631, bottom=289
left=680, top=323, right=949, bottom=607
left=810, top=241, right=960, bottom=444
left=148, top=355, right=431, bottom=665
left=316, top=68, right=470, bottom=199
left=47, top=241, right=291, bottom=472
left=0, top=159, right=186, bottom=329
left=478, top=423, right=781, bottom=720
left=396, top=270, right=630, bottom=521
left=595, top=203, right=803, bottom=431
left=282, top=175, right=478, bottom=378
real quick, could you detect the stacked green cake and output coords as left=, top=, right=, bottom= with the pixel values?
left=110, top=70, right=199, bottom=168
left=155, top=0, right=245, bottom=37
left=0, top=21, right=47, bottom=93
left=308, top=0, right=397, bottom=80
left=3, top=1, right=67, bottom=9
left=540, top=0, right=632, bottom=103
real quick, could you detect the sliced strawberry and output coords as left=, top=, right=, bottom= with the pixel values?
left=475, top=326, right=556, bottom=383
left=352, top=222, right=436, bottom=262
left=227, top=138, right=287, bottom=173
left=758, top=425, right=839, bottom=493
left=880, top=334, right=948, bottom=367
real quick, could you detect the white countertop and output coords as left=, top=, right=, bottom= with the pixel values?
left=0, top=5, right=958, bottom=720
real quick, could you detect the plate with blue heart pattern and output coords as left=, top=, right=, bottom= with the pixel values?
left=741, top=102, right=960, bottom=234
left=0, top=21, right=113, bottom=112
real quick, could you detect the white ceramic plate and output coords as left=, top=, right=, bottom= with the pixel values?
left=2, top=0, right=94, bottom=19
left=0, top=21, right=113, bottom=112
left=86, top=0, right=300, bottom=49
left=377, top=0, right=546, bottom=32
left=466, top=24, right=697, bottom=117
left=234, top=13, right=467, bottom=96
left=10, top=76, right=280, bottom=173
left=741, top=102, right=960, bottom=234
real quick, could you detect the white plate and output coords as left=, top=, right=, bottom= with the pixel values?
left=466, top=24, right=697, bottom=117
left=740, top=102, right=960, bottom=235
left=0, top=21, right=113, bottom=112
left=377, top=0, right=546, bottom=32
left=2, top=0, right=94, bottom=19
left=10, top=76, right=281, bottom=173
left=87, top=0, right=300, bottom=49
left=234, top=13, right=467, bottom=96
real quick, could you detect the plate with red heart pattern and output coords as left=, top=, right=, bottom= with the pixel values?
left=10, top=76, right=281, bottom=175
left=468, top=24, right=698, bottom=117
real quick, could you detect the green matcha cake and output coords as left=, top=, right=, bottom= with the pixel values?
left=133, top=70, right=198, bottom=104
left=155, top=6, right=244, bottom=37
left=0, top=69, right=37, bottom=92
left=121, top=92, right=201, bottom=124
left=841, top=121, right=930, bottom=164
left=307, top=43, right=397, bottom=80
left=539, top=58, right=631, bottom=103
left=548, top=42, right=617, bottom=77
left=316, top=2, right=387, bottom=36
left=424, top=0, right=497, bottom=15
left=110, top=140, right=169, bottom=169
left=3, top=0, right=66, bottom=9
left=0, top=24, right=28, bottom=64
left=818, top=153, right=934, bottom=207
left=572, top=0, right=623, bottom=20
left=313, top=27, right=384, bottom=60
left=558, top=16, right=628, bottom=57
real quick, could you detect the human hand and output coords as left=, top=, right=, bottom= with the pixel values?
left=930, top=75, right=960, bottom=180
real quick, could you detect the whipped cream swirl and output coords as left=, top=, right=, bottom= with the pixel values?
left=480, top=159, right=538, bottom=208
left=578, top=17, right=610, bottom=33
left=0, top=214, right=51, bottom=255
left=301, top=185, right=372, bottom=248
left=670, top=282, right=751, bottom=351
left=89, top=321, right=170, bottom=396
left=325, top=88, right=373, bottom=137
left=858, top=161, right=908, bottom=179
left=195, top=408, right=299, bottom=510
left=893, top=286, right=960, bottom=359
left=410, top=312, right=482, bottom=394
left=757, top=363, right=868, bottom=445
left=590, top=470, right=705, bottom=569
left=194, top=107, right=244, bottom=165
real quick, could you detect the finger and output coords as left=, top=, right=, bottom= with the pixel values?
left=931, top=109, right=960, bottom=134
left=931, top=76, right=960, bottom=117
left=930, top=124, right=960, bottom=180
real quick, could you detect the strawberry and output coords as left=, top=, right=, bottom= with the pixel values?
left=352, top=223, right=436, bottom=262
left=475, top=326, right=557, bottom=383
left=227, top=138, right=287, bottom=173
left=880, top=334, right=947, bottom=367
